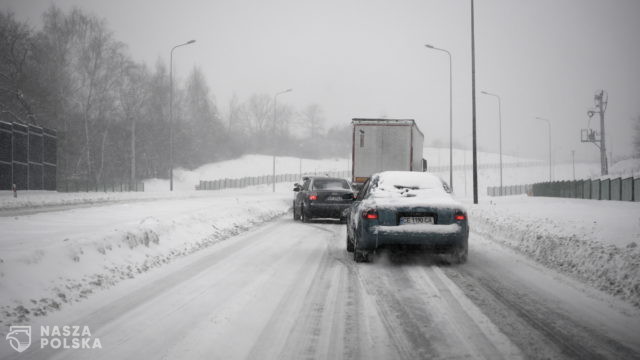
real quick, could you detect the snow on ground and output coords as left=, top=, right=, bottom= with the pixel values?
left=144, top=148, right=612, bottom=196
left=606, top=158, right=640, bottom=179
left=145, top=154, right=351, bottom=192
left=0, top=155, right=348, bottom=211
left=466, top=195, right=640, bottom=307
left=424, top=147, right=604, bottom=197
left=2, top=150, right=639, bottom=330
left=0, top=189, right=211, bottom=212
left=0, top=186, right=291, bottom=327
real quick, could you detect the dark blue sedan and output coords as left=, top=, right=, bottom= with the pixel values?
left=346, top=171, right=468, bottom=263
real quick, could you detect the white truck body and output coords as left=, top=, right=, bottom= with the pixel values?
left=351, top=118, right=425, bottom=185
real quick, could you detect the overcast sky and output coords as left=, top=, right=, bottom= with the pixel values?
left=2, top=0, right=639, bottom=162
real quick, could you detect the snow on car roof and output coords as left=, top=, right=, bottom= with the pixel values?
left=377, top=171, right=446, bottom=191
left=371, top=171, right=462, bottom=208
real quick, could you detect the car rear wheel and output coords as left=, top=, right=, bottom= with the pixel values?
left=293, top=204, right=301, bottom=221
left=354, top=249, right=369, bottom=263
left=450, top=238, right=468, bottom=264
left=301, top=206, right=311, bottom=223
left=346, top=231, right=354, bottom=252
left=353, top=230, right=370, bottom=262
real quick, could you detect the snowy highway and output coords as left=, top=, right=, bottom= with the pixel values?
left=3, top=212, right=639, bottom=360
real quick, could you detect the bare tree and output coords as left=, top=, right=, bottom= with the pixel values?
left=117, top=60, right=148, bottom=186
left=300, top=103, right=325, bottom=138
left=226, top=93, right=246, bottom=135
left=246, top=93, right=272, bottom=135
left=179, top=66, right=222, bottom=166
left=273, top=102, right=295, bottom=140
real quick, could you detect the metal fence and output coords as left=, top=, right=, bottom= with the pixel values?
left=0, top=121, right=57, bottom=190
left=487, top=184, right=532, bottom=197
left=527, top=177, right=638, bottom=201
left=57, top=179, right=144, bottom=193
left=196, top=170, right=351, bottom=191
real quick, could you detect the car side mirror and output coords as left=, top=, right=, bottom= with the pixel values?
left=293, top=186, right=301, bottom=192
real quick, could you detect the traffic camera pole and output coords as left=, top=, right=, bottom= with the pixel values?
left=596, top=90, right=608, bottom=175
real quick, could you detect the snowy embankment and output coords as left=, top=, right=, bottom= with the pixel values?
left=145, top=154, right=351, bottom=191
left=0, top=188, right=291, bottom=327
left=467, top=195, right=640, bottom=307
left=0, top=190, right=215, bottom=212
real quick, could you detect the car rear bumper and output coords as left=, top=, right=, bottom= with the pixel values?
left=307, top=202, right=350, bottom=218
left=359, top=223, right=468, bottom=250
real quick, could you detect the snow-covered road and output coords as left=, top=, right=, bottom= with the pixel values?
left=3, top=216, right=639, bottom=360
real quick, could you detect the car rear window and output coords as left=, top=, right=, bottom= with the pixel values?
left=312, top=178, right=351, bottom=190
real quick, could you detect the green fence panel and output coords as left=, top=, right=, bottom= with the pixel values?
left=576, top=180, right=583, bottom=198
left=590, top=179, right=600, bottom=199
left=622, top=177, right=633, bottom=201
left=600, top=179, right=610, bottom=200
left=611, top=178, right=621, bottom=201
left=583, top=180, right=591, bottom=199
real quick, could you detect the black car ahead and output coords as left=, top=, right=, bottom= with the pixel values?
left=293, top=176, right=354, bottom=222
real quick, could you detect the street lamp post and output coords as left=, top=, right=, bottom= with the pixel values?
left=169, top=39, right=196, bottom=191
left=424, top=44, right=453, bottom=192
left=480, top=91, right=503, bottom=196
left=535, top=117, right=552, bottom=181
left=272, top=88, right=293, bottom=192
left=470, top=0, right=479, bottom=204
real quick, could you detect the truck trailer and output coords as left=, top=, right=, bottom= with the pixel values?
left=351, top=118, right=425, bottom=185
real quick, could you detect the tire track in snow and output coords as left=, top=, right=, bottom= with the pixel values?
left=450, top=265, right=640, bottom=360
left=356, top=261, right=442, bottom=359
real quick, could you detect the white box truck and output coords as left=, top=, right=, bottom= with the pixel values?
left=351, top=118, right=425, bottom=185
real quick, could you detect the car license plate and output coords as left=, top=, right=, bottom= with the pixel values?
left=399, top=216, right=434, bottom=225
left=326, top=196, right=342, bottom=201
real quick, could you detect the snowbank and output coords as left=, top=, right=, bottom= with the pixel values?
left=0, top=190, right=292, bottom=327
left=468, top=195, right=640, bottom=307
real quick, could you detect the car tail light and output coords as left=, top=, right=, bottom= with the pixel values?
left=362, top=209, right=378, bottom=220
left=309, top=194, right=318, bottom=201
left=454, top=212, right=466, bottom=221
